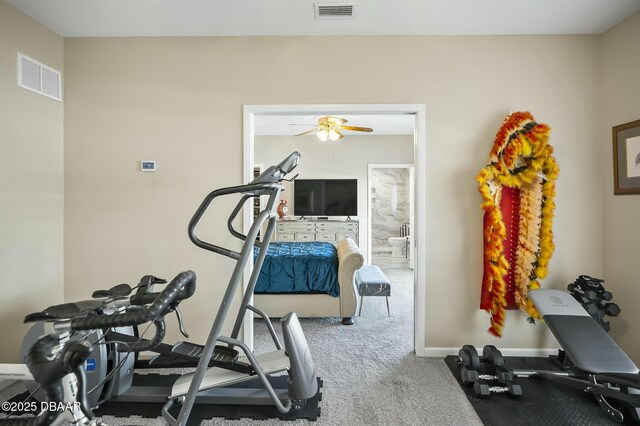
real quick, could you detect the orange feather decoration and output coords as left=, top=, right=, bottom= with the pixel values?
left=477, top=112, right=559, bottom=337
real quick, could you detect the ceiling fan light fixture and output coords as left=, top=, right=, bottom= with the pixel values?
left=293, top=115, right=373, bottom=140
left=317, top=129, right=329, bottom=141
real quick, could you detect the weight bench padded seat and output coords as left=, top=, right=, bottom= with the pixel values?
left=529, top=289, right=639, bottom=376
left=355, top=265, right=391, bottom=316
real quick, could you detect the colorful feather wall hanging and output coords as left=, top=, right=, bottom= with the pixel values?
left=477, top=112, right=559, bottom=337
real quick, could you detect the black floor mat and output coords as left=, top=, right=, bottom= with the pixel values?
left=445, top=355, right=624, bottom=426
left=3, top=374, right=322, bottom=426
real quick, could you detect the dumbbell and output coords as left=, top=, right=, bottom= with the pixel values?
left=567, top=281, right=597, bottom=300
left=600, top=291, right=613, bottom=302
left=460, top=366, right=479, bottom=385
left=458, top=345, right=481, bottom=370
left=482, top=345, right=504, bottom=367
left=473, top=380, right=522, bottom=398
left=582, top=302, right=599, bottom=316
left=460, top=365, right=514, bottom=385
left=458, top=345, right=505, bottom=370
left=577, top=275, right=604, bottom=284
left=573, top=286, right=599, bottom=301
left=576, top=277, right=605, bottom=292
left=604, top=303, right=620, bottom=317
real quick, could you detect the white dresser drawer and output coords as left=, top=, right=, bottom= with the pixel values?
left=277, top=222, right=309, bottom=229
left=281, top=225, right=315, bottom=232
left=295, top=233, right=315, bottom=242
left=318, top=223, right=357, bottom=229
left=276, top=233, right=295, bottom=242
left=337, top=232, right=358, bottom=241
left=316, top=232, right=337, bottom=242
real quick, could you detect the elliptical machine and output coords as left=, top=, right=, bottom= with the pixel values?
left=163, top=151, right=318, bottom=425
left=15, top=152, right=319, bottom=424
left=0, top=271, right=197, bottom=425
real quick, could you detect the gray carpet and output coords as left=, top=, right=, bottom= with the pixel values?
left=0, top=266, right=481, bottom=425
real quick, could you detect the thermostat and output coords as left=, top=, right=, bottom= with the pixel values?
left=141, top=161, right=156, bottom=172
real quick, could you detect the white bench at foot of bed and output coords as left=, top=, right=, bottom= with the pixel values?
left=254, top=238, right=364, bottom=324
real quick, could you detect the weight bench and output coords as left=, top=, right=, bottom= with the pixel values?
left=525, top=289, right=640, bottom=423
left=355, top=265, right=391, bottom=317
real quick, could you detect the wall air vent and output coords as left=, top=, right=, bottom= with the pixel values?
left=17, top=53, right=62, bottom=102
left=315, top=3, right=355, bottom=19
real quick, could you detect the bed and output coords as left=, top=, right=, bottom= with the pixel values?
left=254, top=238, right=364, bottom=324
left=254, top=241, right=340, bottom=296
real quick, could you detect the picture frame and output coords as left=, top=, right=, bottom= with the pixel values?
left=612, top=119, right=640, bottom=195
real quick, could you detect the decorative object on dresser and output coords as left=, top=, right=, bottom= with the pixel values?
left=275, top=219, right=359, bottom=245
left=277, top=199, right=289, bottom=219
left=254, top=238, right=364, bottom=324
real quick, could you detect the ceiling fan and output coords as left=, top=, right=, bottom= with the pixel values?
left=292, top=116, right=373, bottom=141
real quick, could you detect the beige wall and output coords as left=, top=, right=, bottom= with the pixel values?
left=64, top=35, right=603, bottom=351
left=255, top=134, right=415, bottom=260
left=0, top=1, right=64, bottom=362
left=601, top=11, right=640, bottom=362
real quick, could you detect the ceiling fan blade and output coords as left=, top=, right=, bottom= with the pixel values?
left=341, top=125, right=373, bottom=132
left=294, top=128, right=319, bottom=137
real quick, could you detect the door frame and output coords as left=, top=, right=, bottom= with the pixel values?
left=243, top=104, right=427, bottom=356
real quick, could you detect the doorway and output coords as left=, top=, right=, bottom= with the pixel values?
left=243, top=104, right=427, bottom=356
left=368, top=164, right=415, bottom=269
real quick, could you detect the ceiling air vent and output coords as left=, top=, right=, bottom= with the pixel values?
left=315, top=3, right=355, bottom=19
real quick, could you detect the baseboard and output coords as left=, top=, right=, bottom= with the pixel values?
left=422, top=347, right=560, bottom=357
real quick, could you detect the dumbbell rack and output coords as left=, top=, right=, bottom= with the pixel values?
left=567, top=275, right=620, bottom=333
left=457, top=345, right=523, bottom=398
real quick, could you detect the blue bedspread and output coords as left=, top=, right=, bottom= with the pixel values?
left=254, top=242, right=340, bottom=297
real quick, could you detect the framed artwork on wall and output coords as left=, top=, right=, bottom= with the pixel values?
left=612, top=119, right=640, bottom=195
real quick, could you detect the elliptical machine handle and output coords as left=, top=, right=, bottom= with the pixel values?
left=277, top=151, right=301, bottom=175
left=188, top=151, right=300, bottom=258
left=188, top=185, right=278, bottom=259
left=69, top=270, right=196, bottom=331
left=130, top=274, right=195, bottom=307
left=250, top=151, right=300, bottom=185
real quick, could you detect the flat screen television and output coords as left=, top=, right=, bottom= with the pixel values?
left=293, top=179, right=357, bottom=217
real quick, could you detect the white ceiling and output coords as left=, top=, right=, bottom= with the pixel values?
left=7, top=0, right=640, bottom=37
left=255, top=114, right=414, bottom=136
